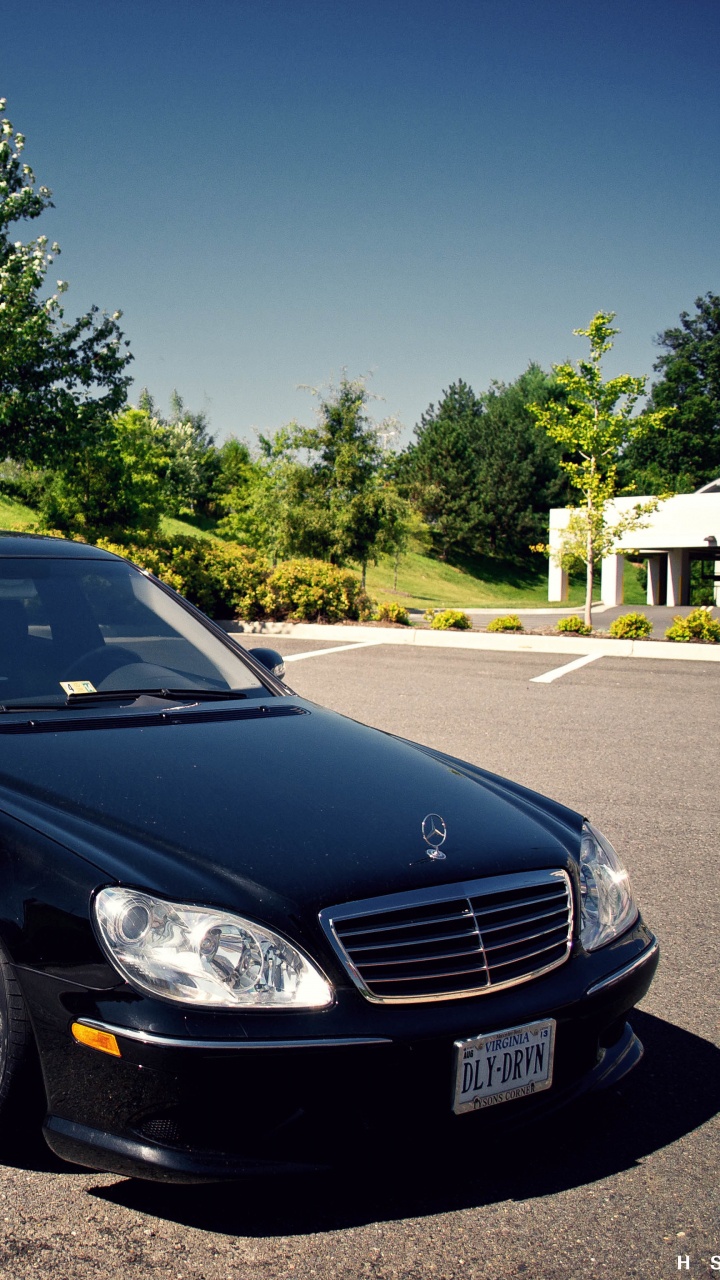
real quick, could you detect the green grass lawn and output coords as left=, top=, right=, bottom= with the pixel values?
left=0, top=501, right=223, bottom=543
left=367, top=549, right=586, bottom=610
left=367, top=548, right=648, bottom=610
left=621, top=561, right=647, bottom=607
left=0, top=494, right=38, bottom=530
left=159, top=515, right=222, bottom=541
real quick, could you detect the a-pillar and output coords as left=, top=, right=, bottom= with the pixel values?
left=667, top=549, right=690, bottom=606
left=601, top=554, right=624, bottom=606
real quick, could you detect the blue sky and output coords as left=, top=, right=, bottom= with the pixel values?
left=2, top=0, right=719, bottom=445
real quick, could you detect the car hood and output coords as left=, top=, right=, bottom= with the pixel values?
left=0, top=697, right=582, bottom=926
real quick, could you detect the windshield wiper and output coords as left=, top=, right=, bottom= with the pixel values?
left=67, top=688, right=249, bottom=703
left=0, top=688, right=249, bottom=712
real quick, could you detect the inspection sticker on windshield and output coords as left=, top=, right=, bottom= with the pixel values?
left=453, top=1018, right=555, bottom=1114
left=60, top=681, right=97, bottom=695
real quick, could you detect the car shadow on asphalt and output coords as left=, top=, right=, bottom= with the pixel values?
left=83, top=1010, right=720, bottom=1235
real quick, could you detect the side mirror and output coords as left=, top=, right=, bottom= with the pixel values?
left=250, top=647, right=286, bottom=680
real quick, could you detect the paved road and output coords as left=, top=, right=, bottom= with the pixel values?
left=1, top=642, right=718, bottom=1280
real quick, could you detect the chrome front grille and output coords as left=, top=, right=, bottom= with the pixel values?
left=319, top=870, right=573, bottom=1004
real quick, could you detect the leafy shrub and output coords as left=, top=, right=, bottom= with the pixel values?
left=609, top=612, right=653, bottom=639
left=261, top=558, right=374, bottom=623
left=556, top=614, right=592, bottom=636
left=96, top=535, right=269, bottom=619
left=375, top=600, right=411, bottom=625
left=431, top=609, right=472, bottom=631
left=665, top=607, right=720, bottom=643
left=95, top=537, right=376, bottom=623
left=486, top=614, right=523, bottom=633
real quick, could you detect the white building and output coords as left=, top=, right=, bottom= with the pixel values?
left=548, top=478, right=720, bottom=607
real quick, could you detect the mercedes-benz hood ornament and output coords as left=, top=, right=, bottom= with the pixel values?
left=422, top=813, right=447, bottom=860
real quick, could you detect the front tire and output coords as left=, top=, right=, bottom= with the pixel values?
left=0, top=943, right=34, bottom=1136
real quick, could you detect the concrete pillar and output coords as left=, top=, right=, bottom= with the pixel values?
left=647, top=557, right=661, bottom=605
left=667, top=549, right=690, bottom=606
left=548, top=558, right=569, bottom=603
left=601, top=554, right=624, bottom=606
left=715, top=558, right=720, bottom=607
left=548, top=507, right=570, bottom=602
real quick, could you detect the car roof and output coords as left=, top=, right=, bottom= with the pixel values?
left=0, top=531, right=121, bottom=560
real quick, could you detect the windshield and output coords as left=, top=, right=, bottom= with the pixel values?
left=0, top=556, right=269, bottom=708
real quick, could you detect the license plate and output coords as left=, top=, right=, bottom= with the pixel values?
left=453, top=1018, right=556, bottom=1115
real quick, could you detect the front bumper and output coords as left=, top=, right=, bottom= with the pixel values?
left=22, top=926, right=659, bottom=1183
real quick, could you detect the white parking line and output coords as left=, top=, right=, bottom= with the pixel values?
left=282, top=640, right=384, bottom=663
left=530, top=652, right=604, bottom=684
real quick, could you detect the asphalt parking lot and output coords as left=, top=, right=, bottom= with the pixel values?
left=1, top=640, right=718, bottom=1280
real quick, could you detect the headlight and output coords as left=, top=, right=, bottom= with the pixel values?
left=579, top=822, right=638, bottom=951
left=93, top=888, right=333, bottom=1009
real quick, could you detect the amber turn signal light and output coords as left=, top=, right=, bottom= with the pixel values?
left=71, top=1022, right=121, bottom=1057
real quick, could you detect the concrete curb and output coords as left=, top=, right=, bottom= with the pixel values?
left=224, top=621, right=720, bottom=663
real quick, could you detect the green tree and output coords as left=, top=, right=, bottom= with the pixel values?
left=289, top=377, right=409, bottom=583
left=529, top=312, right=669, bottom=627
left=403, top=371, right=567, bottom=561
left=291, top=377, right=383, bottom=568
left=137, top=389, right=219, bottom=517
left=475, top=365, right=569, bottom=558
left=216, top=428, right=306, bottom=562
left=378, top=493, right=428, bottom=591
left=217, top=380, right=411, bottom=580
left=403, top=380, right=485, bottom=558
left=41, top=407, right=170, bottom=540
left=0, top=99, right=132, bottom=466
left=214, top=435, right=255, bottom=502
left=620, top=293, right=720, bottom=493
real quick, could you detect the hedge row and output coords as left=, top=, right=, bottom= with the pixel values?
left=96, top=536, right=376, bottom=622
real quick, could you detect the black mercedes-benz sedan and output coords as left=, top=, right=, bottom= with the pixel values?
left=0, top=532, right=658, bottom=1181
